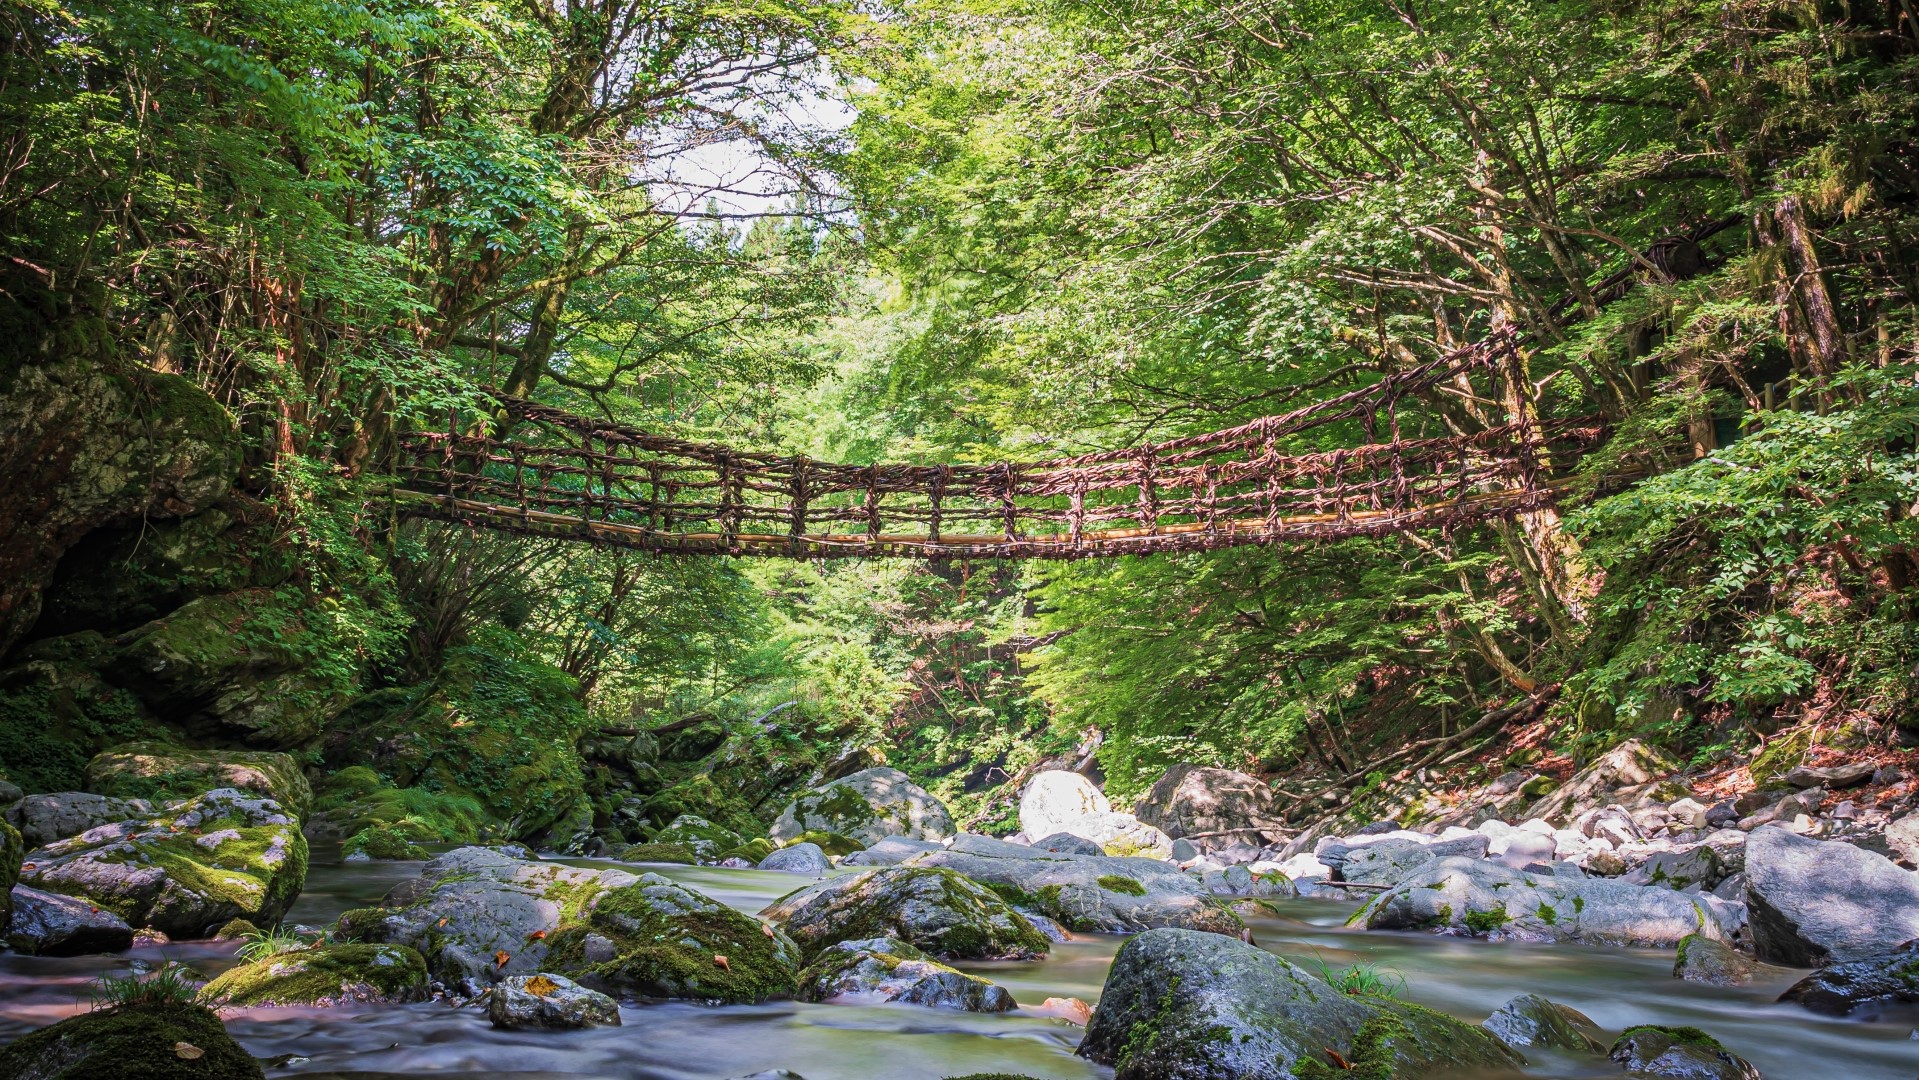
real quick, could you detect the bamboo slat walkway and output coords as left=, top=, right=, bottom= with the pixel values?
left=393, top=332, right=1602, bottom=560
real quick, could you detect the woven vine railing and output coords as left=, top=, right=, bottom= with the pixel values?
left=392, top=332, right=1604, bottom=560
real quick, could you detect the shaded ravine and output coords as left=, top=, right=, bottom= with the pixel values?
left=0, top=848, right=1913, bottom=1079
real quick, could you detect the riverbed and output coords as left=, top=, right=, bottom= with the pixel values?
left=1, top=848, right=1912, bottom=1078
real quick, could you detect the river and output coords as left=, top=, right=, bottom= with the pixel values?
left=1, top=847, right=1912, bottom=1078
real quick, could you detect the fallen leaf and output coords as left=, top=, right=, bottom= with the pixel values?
left=713, top=955, right=730, bottom=972
left=174, top=1042, right=204, bottom=1060
left=760, top=924, right=775, bottom=939
left=437, top=918, right=449, bottom=928
left=495, top=951, right=510, bottom=968
left=527, top=930, right=546, bottom=942
left=20, top=863, right=34, bottom=873
left=1324, top=1048, right=1351, bottom=1070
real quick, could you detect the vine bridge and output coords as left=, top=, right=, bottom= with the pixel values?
left=393, top=333, right=1603, bottom=560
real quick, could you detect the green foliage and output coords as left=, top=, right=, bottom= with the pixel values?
left=234, top=924, right=312, bottom=965
left=91, top=963, right=203, bottom=1009
left=1311, top=955, right=1408, bottom=999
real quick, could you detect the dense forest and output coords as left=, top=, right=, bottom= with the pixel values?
left=2, top=0, right=1919, bottom=1076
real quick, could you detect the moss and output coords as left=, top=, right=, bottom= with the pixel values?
left=718, top=838, right=777, bottom=863
left=343, top=823, right=430, bottom=860
left=1463, top=907, right=1510, bottom=934
left=643, top=774, right=760, bottom=836
left=86, top=741, right=312, bottom=818
left=0, top=1001, right=263, bottom=1079
left=1750, top=727, right=1816, bottom=789
left=1096, top=874, right=1147, bottom=896
left=212, top=918, right=262, bottom=941
left=0, top=650, right=162, bottom=794
left=331, top=907, right=391, bottom=941
left=548, top=880, right=799, bottom=1003
left=1619, top=1024, right=1725, bottom=1051
left=311, top=767, right=485, bottom=846
left=778, top=868, right=1053, bottom=961
left=1116, top=974, right=1181, bottom=1073
left=1294, top=1011, right=1409, bottom=1080
left=616, top=842, right=699, bottom=864
left=788, top=830, right=864, bottom=856
left=1535, top=902, right=1558, bottom=926
left=199, top=942, right=429, bottom=1006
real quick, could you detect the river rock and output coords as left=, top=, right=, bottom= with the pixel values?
left=1776, top=939, right=1919, bottom=1017
left=1017, top=771, right=1109, bottom=840
left=1784, top=761, right=1875, bottom=789
left=1077, top=928, right=1520, bottom=1079
left=1492, top=831, right=1559, bottom=870
left=1480, top=993, right=1605, bottom=1053
left=18, top=787, right=306, bottom=939
left=1878, top=812, right=1918, bottom=869
left=84, top=742, right=313, bottom=820
left=1200, top=865, right=1296, bottom=898
left=1328, top=834, right=1490, bottom=886
left=758, top=842, right=830, bottom=875
left=343, top=846, right=639, bottom=987
left=770, top=767, right=953, bottom=847
left=797, top=936, right=1015, bottom=1012
left=7, top=883, right=135, bottom=955
left=1622, top=846, right=1723, bottom=892
left=488, top=973, right=622, bottom=1029
left=5, top=792, right=154, bottom=849
left=1052, top=810, right=1173, bottom=859
left=906, top=846, right=1244, bottom=936
left=1673, top=933, right=1756, bottom=986
left=199, top=942, right=430, bottom=1006
left=549, top=876, right=803, bottom=1003
left=1607, top=1025, right=1762, bottom=1080
left=1744, top=825, right=1919, bottom=965
left=1032, top=832, right=1106, bottom=856
left=1132, top=763, right=1283, bottom=847
left=759, top=866, right=1049, bottom=961
left=1528, top=739, right=1685, bottom=825
left=0, top=1001, right=263, bottom=1079
left=652, top=814, right=742, bottom=861
left=840, top=836, right=946, bottom=866
left=1356, top=856, right=1735, bottom=947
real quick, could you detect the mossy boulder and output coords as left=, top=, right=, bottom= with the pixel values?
left=548, top=875, right=802, bottom=1004
left=306, top=765, right=485, bottom=847
left=87, top=741, right=311, bottom=819
left=786, top=830, right=864, bottom=857
left=341, top=846, right=639, bottom=989
left=1078, top=928, right=1521, bottom=1080
left=488, top=972, right=621, bottom=1029
left=771, top=767, right=954, bottom=848
left=1674, top=932, right=1758, bottom=987
left=105, top=589, right=354, bottom=748
left=18, top=787, right=307, bottom=938
left=759, top=866, right=1050, bottom=962
left=798, top=936, right=1016, bottom=1012
left=1479, top=993, right=1605, bottom=1053
left=0, top=1001, right=263, bottom=1080
left=319, top=637, right=591, bottom=843
left=342, top=822, right=430, bottom=861
left=0, top=635, right=169, bottom=794
left=907, top=845, right=1245, bottom=936
left=0, top=328, right=242, bottom=657
left=651, top=814, right=742, bottom=861
left=643, top=772, right=761, bottom=838
left=1, top=818, right=20, bottom=938
left=613, top=841, right=698, bottom=864
left=199, top=942, right=429, bottom=1006
left=718, top=837, right=777, bottom=864
left=1607, top=1025, right=1761, bottom=1080
left=1777, top=939, right=1919, bottom=1017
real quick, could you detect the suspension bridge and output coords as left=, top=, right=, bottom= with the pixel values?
left=391, top=330, right=1609, bottom=560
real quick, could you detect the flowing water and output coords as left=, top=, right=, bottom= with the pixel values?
left=2, top=847, right=1913, bottom=1079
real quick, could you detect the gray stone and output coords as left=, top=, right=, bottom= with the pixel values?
left=345, top=846, right=638, bottom=986
left=1776, top=939, right=1919, bottom=1017
left=651, top=814, right=741, bottom=861
left=905, top=845, right=1244, bottom=936
left=1052, top=810, right=1174, bottom=859
left=1744, top=825, right=1919, bottom=965
left=797, top=936, right=1015, bottom=1012
left=1784, top=762, right=1875, bottom=790
left=1329, top=834, right=1489, bottom=886
left=758, top=842, right=829, bottom=875
left=838, top=836, right=945, bottom=866
left=1169, top=837, right=1199, bottom=862
left=18, top=787, right=305, bottom=938
left=1884, top=813, right=1919, bottom=869
left=1200, top=865, right=1296, bottom=898
left=1018, top=771, right=1109, bottom=840
left=488, top=973, right=621, bottom=1029
left=1607, top=1026, right=1762, bottom=1080
left=1034, top=832, right=1107, bottom=857
left=1674, top=933, right=1757, bottom=986
left=6, top=884, right=134, bottom=955
left=1493, top=831, right=1559, bottom=869
left=1528, top=739, right=1685, bottom=825
left=1480, top=993, right=1605, bottom=1053
left=770, top=767, right=954, bottom=847
left=5, top=792, right=153, bottom=849
left=1077, top=928, right=1520, bottom=1079
left=1623, top=847, right=1723, bottom=892
left=1132, top=763, right=1284, bottom=847
left=759, top=866, right=1050, bottom=961
left=1357, top=856, right=1737, bottom=948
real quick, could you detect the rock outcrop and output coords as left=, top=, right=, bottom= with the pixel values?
left=1017, top=771, right=1108, bottom=840
left=906, top=845, right=1244, bottom=936
left=7, top=883, right=135, bottom=955
left=86, top=743, right=311, bottom=819
left=797, top=936, right=1016, bottom=1012
left=1776, top=940, right=1919, bottom=1017
left=1479, top=993, right=1605, bottom=1053
left=0, top=1001, right=263, bottom=1080
left=770, top=767, right=954, bottom=847
left=1077, top=928, right=1521, bottom=1079
left=547, top=876, right=803, bottom=1004
left=5, top=791, right=154, bottom=849
left=1132, top=763, right=1284, bottom=847
left=18, top=787, right=307, bottom=938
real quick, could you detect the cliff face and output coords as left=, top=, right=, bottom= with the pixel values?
left=0, top=284, right=240, bottom=657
